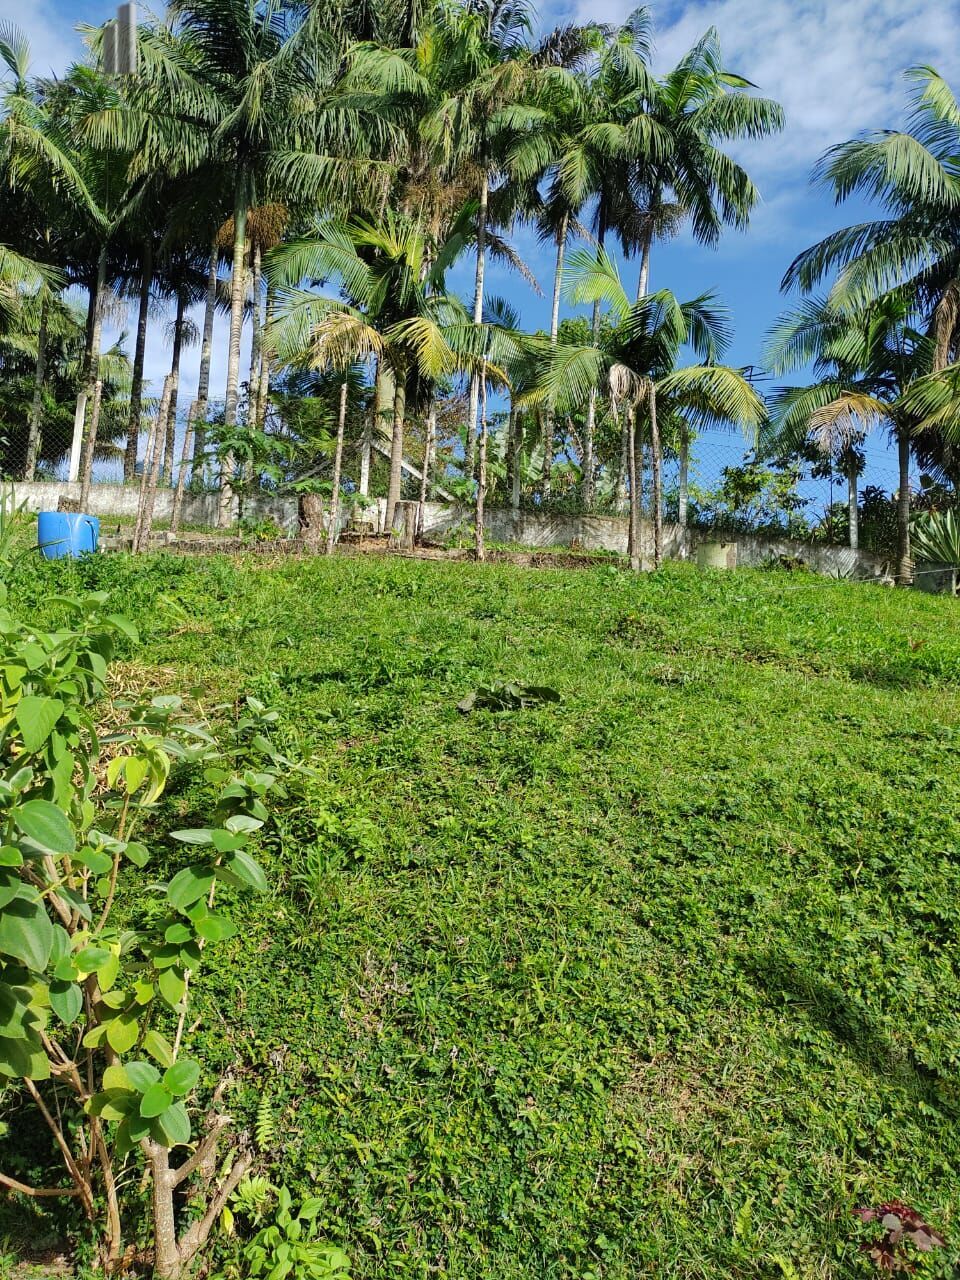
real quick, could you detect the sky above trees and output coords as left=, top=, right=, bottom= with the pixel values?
left=13, top=0, right=960, bottom=426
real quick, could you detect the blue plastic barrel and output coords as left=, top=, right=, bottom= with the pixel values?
left=37, top=512, right=100, bottom=560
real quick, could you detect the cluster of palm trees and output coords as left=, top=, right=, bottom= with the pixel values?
left=1, top=1, right=957, bottom=571
left=765, top=67, right=960, bottom=579
left=0, top=0, right=785, bottom=561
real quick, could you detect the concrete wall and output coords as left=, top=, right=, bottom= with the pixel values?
left=7, top=482, right=893, bottom=582
left=7, top=481, right=299, bottom=532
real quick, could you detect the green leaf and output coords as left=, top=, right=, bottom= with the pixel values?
left=153, top=1099, right=190, bottom=1147
left=225, top=814, right=264, bottom=834
left=167, top=866, right=215, bottom=911
left=105, top=614, right=138, bottom=642
left=0, top=867, right=21, bottom=911
left=141, top=1029, right=175, bottom=1068
left=158, top=967, right=186, bottom=1006
left=163, top=1059, right=201, bottom=1097
left=170, top=829, right=215, bottom=846
left=15, top=799, right=75, bottom=854
left=0, top=888, right=54, bottom=970
left=195, top=914, right=237, bottom=943
left=210, top=830, right=247, bottom=853
left=102, top=1063, right=132, bottom=1091
left=222, top=849, right=268, bottom=893
left=164, top=923, right=193, bottom=945
left=125, top=1060, right=161, bottom=1092
left=105, top=1013, right=139, bottom=1054
left=0, top=847, right=23, bottom=867
left=49, top=980, right=83, bottom=1025
left=0, top=1032, right=50, bottom=1080
left=16, top=696, right=64, bottom=753
left=124, top=842, right=149, bottom=868
left=140, top=1081, right=173, bottom=1118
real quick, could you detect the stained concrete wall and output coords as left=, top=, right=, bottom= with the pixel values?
left=8, top=482, right=892, bottom=582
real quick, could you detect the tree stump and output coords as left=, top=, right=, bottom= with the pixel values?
left=298, top=494, right=326, bottom=549
left=58, top=496, right=81, bottom=514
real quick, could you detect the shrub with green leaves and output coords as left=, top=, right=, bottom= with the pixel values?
left=0, top=586, right=310, bottom=1278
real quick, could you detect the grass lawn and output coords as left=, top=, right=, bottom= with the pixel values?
left=6, top=553, right=960, bottom=1279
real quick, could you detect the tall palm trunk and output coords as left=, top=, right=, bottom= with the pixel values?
left=541, top=408, right=553, bottom=502
left=465, top=168, right=489, bottom=479
left=385, top=372, right=406, bottom=531
left=248, top=242, right=263, bottom=428
left=78, top=379, right=103, bottom=510
left=649, top=382, right=663, bottom=568
left=328, top=380, right=348, bottom=555
left=162, top=292, right=187, bottom=485
left=544, top=212, right=568, bottom=503
left=627, top=406, right=639, bottom=571
left=218, top=199, right=249, bottom=527
left=417, top=398, right=436, bottom=543
left=847, top=462, right=859, bottom=551
left=475, top=372, right=488, bottom=561
left=24, top=290, right=49, bottom=480
left=70, top=249, right=107, bottom=486
left=124, top=246, right=152, bottom=482
left=583, top=225, right=607, bottom=511
left=508, top=405, right=520, bottom=511
left=256, top=282, right=273, bottom=429
left=896, top=425, right=911, bottom=583
left=636, top=223, right=652, bottom=301
left=192, top=239, right=218, bottom=480
left=678, top=429, right=690, bottom=554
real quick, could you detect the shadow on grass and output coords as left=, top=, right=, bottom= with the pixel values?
left=747, top=949, right=959, bottom=1116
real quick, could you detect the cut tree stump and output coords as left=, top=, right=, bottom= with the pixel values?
left=298, top=494, right=326, bottom=548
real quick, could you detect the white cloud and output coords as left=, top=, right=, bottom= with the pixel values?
left=1, top=0, right=85, bottom=77
left=559, top=0, right=960, bottom=189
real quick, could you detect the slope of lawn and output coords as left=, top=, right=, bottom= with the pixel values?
left=7, top=552, right=960, bottom=1279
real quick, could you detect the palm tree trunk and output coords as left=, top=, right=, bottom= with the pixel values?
left=896, top=425, right=911, bottom=583
left=636, top=224, right=652, bottom=301
left=162, top=292, right=186, bottom=485
left=583, top=222, right=607, bottom=511
left=248, top=242, right=262, bottom=428
left=218, top=199, right=249, bottom=527
left=678, top=430, right=690, bottom=555
left=545, top=213, right=567, bottom=504
left=541, top=408, right=553, bottom=502
left=78, top=380, right=103, bottom=510
left=24, top=290, right=49, bottom=480
left=70, top=250, right=107, bottom=486
left=417, top=398, right=436, bottom=543
left=256, top=282, right=273, bottom=429
left=171, top=401, right=196, bottom=533
left=649, top=383, right=663, bottom=569
left=627, top=407, right=639, bottom=571
left=133, top=374, right=173, bottom=553
left=385, top=372, right=405, bottom=531
left=327, top=380, right=348, bottom=555
left=508, top=405, right=520, bottom=512
left=616, top=409, right=629, bottom=511
left=475, top=372, right=488, bottom=561
left=192, top=239, right=218, bottom=481
left=124, top=246, right=152, bottom=482
left=847, top=463, right=859, bottom=551
left=465, top=168, right=489, bottom=479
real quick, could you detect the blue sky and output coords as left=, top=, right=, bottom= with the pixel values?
left=14, top=0, right=960, bottom=489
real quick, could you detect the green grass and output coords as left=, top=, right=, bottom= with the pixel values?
left=7, top=553, right=960, bottom=1279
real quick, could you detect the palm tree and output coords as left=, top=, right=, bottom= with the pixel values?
left=766, top=291, right=930, bottom=573
left=783, top=68, right=960, bottom=372
left=631, top=28, right=784, bottom=301
left=536, top=248, right=764, bottom=567
left=100, top=0, right=392, bottom=524
left=267, top=210, right=475, bottom=531
left=0, top=27, right=102, bottom=479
